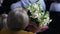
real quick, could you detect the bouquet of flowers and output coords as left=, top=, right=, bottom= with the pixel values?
left=25, top=0, right=52, bottom=28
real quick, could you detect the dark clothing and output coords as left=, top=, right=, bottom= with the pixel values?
left=0, top=0, right=18, bottom=14
left=37, top=11, right=60, bottom=34
left=0, top=16, right=3, bottom=30
left=49, top=11, right=60, bottom=34
left=45, top=0, right=55, bottom=11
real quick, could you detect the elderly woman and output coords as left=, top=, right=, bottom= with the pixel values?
left=11, top=0, right=49, bottom=34
left=0, top=7, right=34, bottom=34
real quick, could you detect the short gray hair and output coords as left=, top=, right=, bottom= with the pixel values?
left=7, top=7, right=29, bottom=31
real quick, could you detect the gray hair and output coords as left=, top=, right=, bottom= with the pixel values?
left=7, top=7, right=29, bottom=31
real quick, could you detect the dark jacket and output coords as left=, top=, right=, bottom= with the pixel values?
left=0, top=0, right=18, bottom=14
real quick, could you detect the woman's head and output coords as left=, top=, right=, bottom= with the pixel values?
left=7, top=7, right=29, bottom=31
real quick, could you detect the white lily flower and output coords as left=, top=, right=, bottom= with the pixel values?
left=25, top=0, right=52, bottom=27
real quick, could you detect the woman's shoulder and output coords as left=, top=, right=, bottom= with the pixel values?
left=0, top=28, right=11, bottom=34
left=15, top=30, right=33, bottom=34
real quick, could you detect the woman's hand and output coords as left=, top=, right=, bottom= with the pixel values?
left=26, top=21, right=48, bottom=33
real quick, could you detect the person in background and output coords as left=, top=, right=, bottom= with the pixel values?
left=11, top=0, right=46, bottom=10
left=1, top=14, right=8, bottom=28
left=0, top=14, right=8, bottom=32
left=49, top=0, right=60, bottom=33
left=0, top=14, right=8, bottom=33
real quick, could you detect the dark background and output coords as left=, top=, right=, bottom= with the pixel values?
left=0, top=0, right=20, bottom=14
left=37, top=0, right=60, bottom=34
